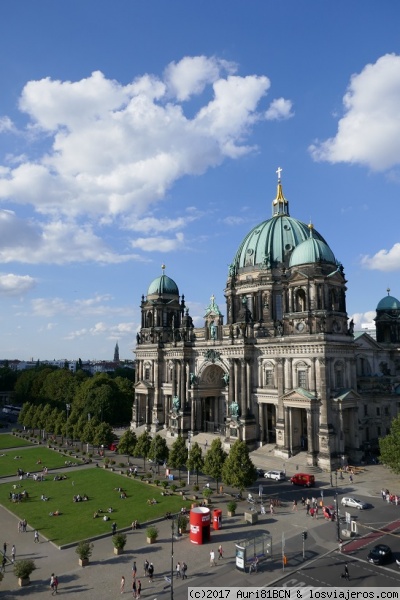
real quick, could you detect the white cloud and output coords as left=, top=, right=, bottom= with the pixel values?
left=222, top=215, right=246, bottom=226
left=31, top=294, right=133, bottom=318
left=122, top=215, right=195, bottom=233
left=265, top=98, right=294, bottom=121
left=131, top=232, right=185, bottom=252
left=0, top=61, right=270, bottom=220
left=310, top=54, right=400, bottom=170
left=0, top=210, right=138, bottom=264
left=0, top=117, right=15, bottom=133
left=0, top=273, right=36, bottom=296
left=350, top=311, right=376, bottom=330
left=361, top=243, right=400, bottom=271
left=164, top=56, right=236, bottom=101
left=64, top=321, right=136, bottom=340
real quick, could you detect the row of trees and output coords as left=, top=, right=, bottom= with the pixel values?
left=118, top=430, right=258, bottom=491
left=9, top=367, right=134, bottom=427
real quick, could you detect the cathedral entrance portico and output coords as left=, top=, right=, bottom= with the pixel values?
left=193, top=363, right=227, bottom=433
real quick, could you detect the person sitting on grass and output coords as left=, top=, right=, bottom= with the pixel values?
left=107, top=506, right=114, bottom=513
left=41, top=494, right=49, bottom=501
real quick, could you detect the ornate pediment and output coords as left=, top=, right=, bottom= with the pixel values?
left=203, top=349, right=221, bottom=363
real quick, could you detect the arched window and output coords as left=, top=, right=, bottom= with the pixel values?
left=295, top=289, right=306, bottom=312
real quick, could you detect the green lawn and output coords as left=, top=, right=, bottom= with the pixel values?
left=0, top=468, right=192, bottom=546
left=0, top=433, right=34, bottom=450
left=0, top=446, right=83, bottom=477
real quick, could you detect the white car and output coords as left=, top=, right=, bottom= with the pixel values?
left=341, top=496, right=368, bottom=510
left=264, top=470, right=286, bottom=481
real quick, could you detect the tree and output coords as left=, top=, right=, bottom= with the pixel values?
left=168, top=435, right=188, bottom=480
left=118, top=429, right=137, bottom=464
left=134, top=431, right=152, bottom=469
left=379, top=415, right=400, bottom=473
left=222, top=440, right=257, bottom=492
left=93, top=422, right=114, bottom=450
left=187, top=442, right=204, bottom=485
left=203, top=438, right=227, bottom=490
left=148, top=434, right=169, bottom=473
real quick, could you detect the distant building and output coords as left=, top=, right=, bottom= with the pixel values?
left=114, top=342, right=120, bottom=363
left=133, top=172, right=400, bottom=469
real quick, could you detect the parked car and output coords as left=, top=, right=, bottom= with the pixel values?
left=290, top=473, right=315, bottom=487
left=264, top=470, right=286, bottom=481
left=367, top=544, right=392, bottom=565
left=341, top=497, right=368, bottom=510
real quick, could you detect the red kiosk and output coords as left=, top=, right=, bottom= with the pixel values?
left=189, top=507, right=211, bottom=544
left=213, top=509, right=222, bottom=530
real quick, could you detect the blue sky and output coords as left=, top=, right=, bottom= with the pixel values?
left=0, top=1, right=400, bottom=361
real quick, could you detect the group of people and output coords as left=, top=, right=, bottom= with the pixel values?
left=9, top=490, right=28, bottom=503
left=50, top=573, right=59, bottom=594
left=72, top=493, right=88, bottom=502
left=381, top=488, right=400, bottom=504
left=175, top=560, right=188, bottom=579
left=17, top=519, right=27, bottom=533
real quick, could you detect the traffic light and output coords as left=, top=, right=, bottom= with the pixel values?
left=302, top=531, right=308, bottom=540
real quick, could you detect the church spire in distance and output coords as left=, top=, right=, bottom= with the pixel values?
left=272, top=166, right=289, bottom=217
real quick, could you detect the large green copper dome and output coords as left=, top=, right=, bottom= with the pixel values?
left=289, top=234, right=336, bottom=268
left=232, top=181, right=327, bottom=271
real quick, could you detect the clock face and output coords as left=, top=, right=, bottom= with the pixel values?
left=296, top=322, right=304, bottom=332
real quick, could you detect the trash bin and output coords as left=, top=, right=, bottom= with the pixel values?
left=213, top=509, right=222, bottom=530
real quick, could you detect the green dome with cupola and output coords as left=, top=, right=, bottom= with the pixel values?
left=147, top=265, right=179, bottom=298
left=289, top=225, right=336, bottom=267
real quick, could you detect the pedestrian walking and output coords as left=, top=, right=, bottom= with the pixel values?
left=205, top=440, right=208, bottom=450
left=343, top=563, right=349, bottom=580
left=143, top=559, right=149, bottom=577
left=112, top=522, right=117, bottom=535
left=53, top=575, right=59, bottom=594
left=270, top=502, right=274, bottom=515
left=22, top=519, right=27, bottom=532
left=176, top=561, right=181, bottom=578
left=148, top=562, right=154, bottom=582
left=210, top=549, right=216, bottom=566
left=132, top=578, right=137, bottom=598
left=218, top=544, right=223, bottom=559
left=182, top=562, right=187, bottom=579
left=2, top=542, right=6, bottom=556
left=50, top=573, right=55, bottom=594
left=34, top=530, right=39, bottom=543
left=132, top=561, right=137, bottom=577
left=11, top=545, right=15, bottom=563
left=120, top=575, right=125, bottom=594
left=292, top=499, right=298, bottom=512
left=339, top=539, right=343, bottom=552
left=136, top=579, right=142, bottom=599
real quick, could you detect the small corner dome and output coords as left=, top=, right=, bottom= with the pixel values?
left=376, top=294, right=400, bottom=311
left=289, top=237, right=336, bottom=268
left=147, top=274, right=179, bottom=297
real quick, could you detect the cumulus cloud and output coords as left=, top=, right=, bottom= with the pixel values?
left=310, top=54, right=400, bottom=170
left=0, top=273, right=36, bottom=296
left=265, top=98, right=294, bottom=121
left=361, top=243, right=400, bottom=271
left=350, top=311, right=376, bottom=330
left=0, top=60, right=271, bottom=220
left=0, top=117, right=15, bottom=133
left=0, top=210, right=138, bottom=264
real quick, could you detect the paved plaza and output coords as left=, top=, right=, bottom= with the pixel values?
left=1, top=440, right=399, bottom=599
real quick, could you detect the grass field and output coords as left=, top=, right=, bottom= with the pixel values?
left=0, top=433, right=34, bottom=450
left=0, top=467, right=192, bottom=545
left=0, top=445, right=83, bottom=477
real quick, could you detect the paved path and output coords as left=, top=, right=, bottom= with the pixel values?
left=1, top=438, right=400, bottom=598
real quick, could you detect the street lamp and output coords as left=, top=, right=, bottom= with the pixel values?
left=170, top=517, right=175, bottom=600
left=154, top=419, right=159, bottom=474
left=66, top=403, right=71, bottom=446
left=187, top=431, right=192, bottom=485
left=334, top=492, right=341, bottom=541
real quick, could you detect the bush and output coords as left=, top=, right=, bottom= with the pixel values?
left=170, top=484, right=177, bottom=492
left=193, top=484, right=199, bottom=492
left=227, top=501, right=237, bottom=513
left=110, top=459, right=116, bottom=466
left=104, top=457, right=110, bottom=466
left=118, top=462, right=125, bottom=468
left=179, top=480, right=186, bottom=488
left=161, top=481, right=168, bottom=489
left=154, top=479, right=160, bottom=486
left=75, top=540, right=94, bottom=560
left=112, top=533, right=127, bottom=550
left=146, top=526, right=159, bottom=541
left=146, top=471, right=153, bottom=479
left=13, top=559, right=36, bottom=580
left=203, top=487, right=212, bottom=499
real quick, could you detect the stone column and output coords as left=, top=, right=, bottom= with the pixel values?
left=240, top=359, right=246, bottom=417
left=234, top=359, right=239, bottom=412
left=284, top=406, right=290, bottom=454
left=246, top=360, right=251, bottom=413
left=258, top=402, right=264, bottom=444
left=307, top=408, right=315, bottom=456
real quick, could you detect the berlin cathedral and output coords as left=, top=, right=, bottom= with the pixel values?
left=132, top=171, right=400, bottom=470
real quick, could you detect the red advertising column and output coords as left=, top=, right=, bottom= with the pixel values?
left=189, top=507, right=211, bottom=544
left=212, top=509, right=222, bottom=530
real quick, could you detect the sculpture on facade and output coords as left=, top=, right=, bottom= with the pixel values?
left=189, top=372, right=198, bottom=386
left=172, top=396, right=181, bottom=411
left=229, top=401, right=240, bottom=418
left=222, top=373, right=229, bottom=386
left=210, top=321, right=217, bottom=340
